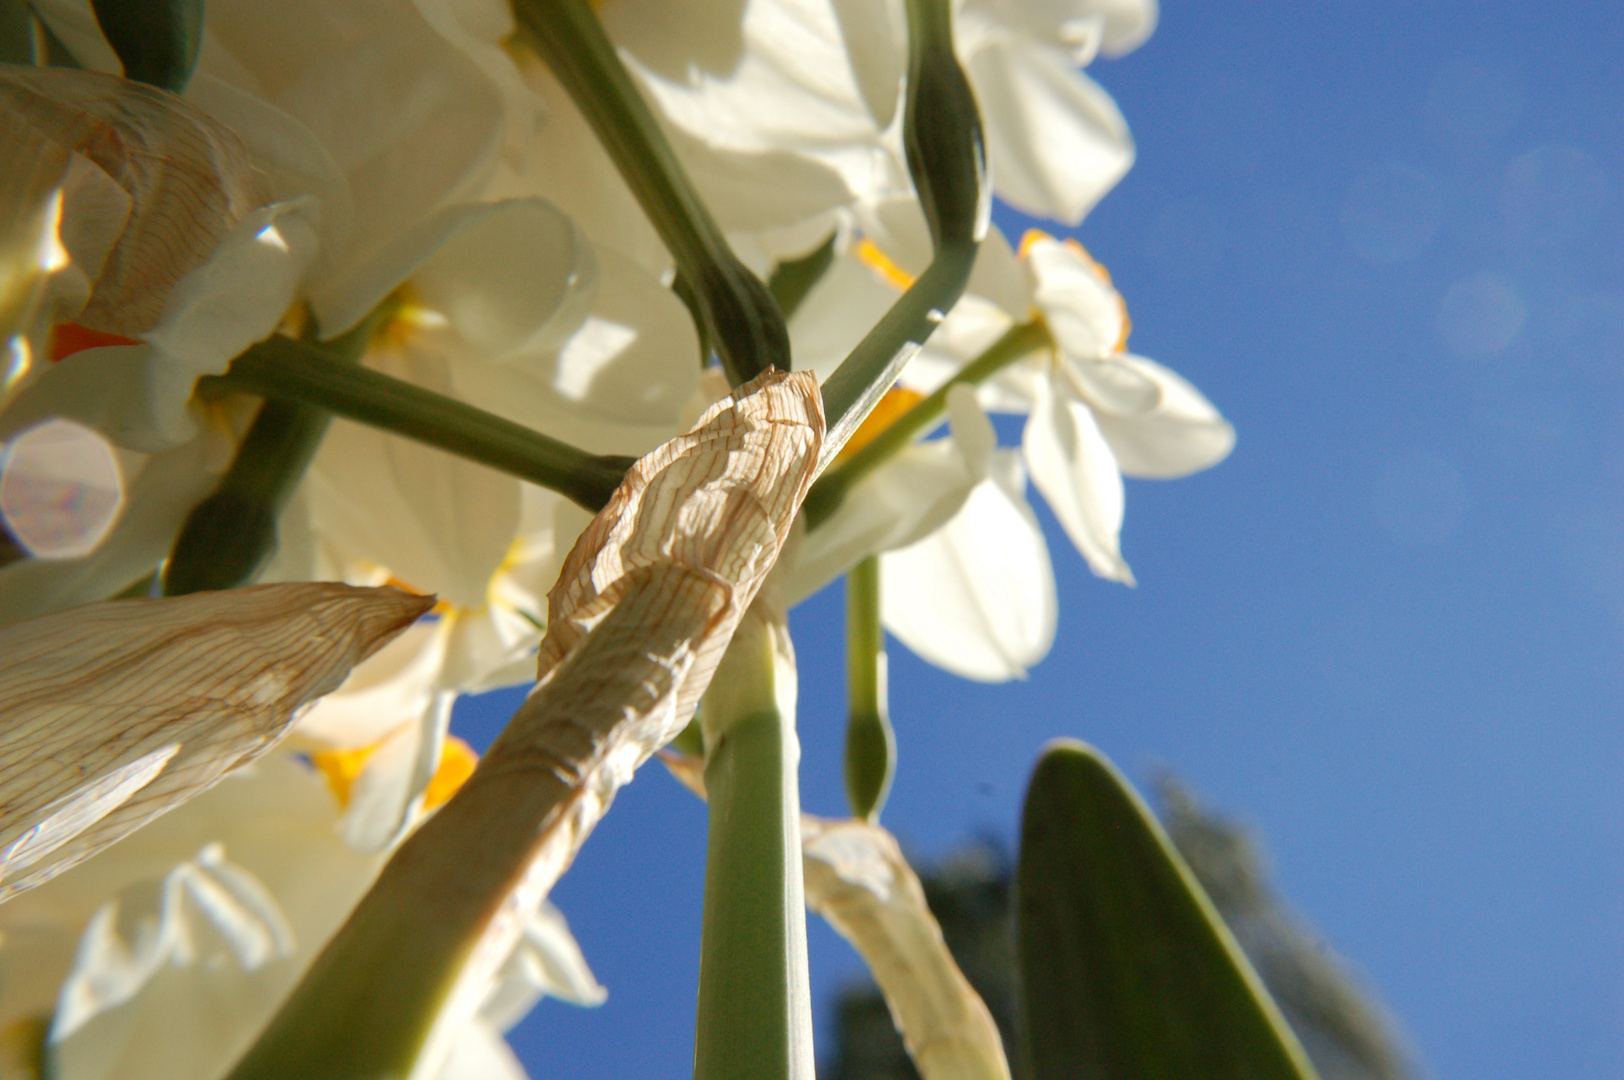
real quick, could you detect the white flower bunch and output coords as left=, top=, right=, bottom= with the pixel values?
left=0, top=1, right=1254, bottom=1078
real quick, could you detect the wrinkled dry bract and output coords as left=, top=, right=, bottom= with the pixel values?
left=803, top=816, right=1011, bottom=1080
left=0, top=65, right=269, bottom=336
left=0, top=583, right=432, bottom=901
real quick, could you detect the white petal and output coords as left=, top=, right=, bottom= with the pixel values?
left=1090, top=353, right=1236, bottom=478
left=142, top=198, right=321, bottom=384
left=23, top=757, right=390, bottom=1080
left=479, top=900, right=607, bottom=1031
left=880, top=449, right=1057, bottom=681
left=198, top=0, right=506, bottom=294
left=337, top=692, right=454, bottom=853
left=1023, top=374, right=1134, bottom=583
left=966, top=224, right=1034, bottom=317
left=293, top=620, right=448, bottom=748
left=184, top=73, right=356, bottom=284
left=966, top=39, right=1134, bottom=224
left=306, top=349, right=522, bottom=609
left=434, top=1020, right=530, bottom=1080
left=1063, top=354, right=1162, bottom=416
left=451, top=247, right=700, bottom=445
left=314, top=199, right=595, bottom=348
left=1025, top=233, right=1128, bottom=361
left=788, top=387, right=993, bottom=603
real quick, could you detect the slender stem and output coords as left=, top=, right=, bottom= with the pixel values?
left=806, top=318, right=1050, bottom=527
left=695, top=609, right=814, bottom=1080
left=844, top=556, right=894, bottom=821
left=200, top=335, right=632, bottom=513
left=162, top=313, right=382, bottom=595
left=513, top=0, right=788, bottom=387
left=817, top=0, right=988, bottom=465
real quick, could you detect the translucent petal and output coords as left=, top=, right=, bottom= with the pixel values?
left=881, top=450, right=1057, bottom=681
left=1026, top=233, right=1128, bottom=361
left=306, top=349, right=523, bottom=611
left=1023, top=374, right=1134, bottom=583
left=1092, top=353, right=1236, bottom=478
left=966, top=38, right=1133, bottom=224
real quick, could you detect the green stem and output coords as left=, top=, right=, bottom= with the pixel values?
left=844, top=556, right=894, bottom=821
left=817, top=0, right=987, bottom=464
left=200, top=334, right=632, bottom=513
left=695, top=610, right=814, bottom=1080
left=162, top=313, right=382, bottom=595
left=806, top=318, right=1050, bottom=527
left=767, top=232, right=837, bottom=321
left=513, top=0, right=788, bottom=387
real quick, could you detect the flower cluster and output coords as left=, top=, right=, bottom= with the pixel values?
left=0, top=0, right=1232, bottom=1076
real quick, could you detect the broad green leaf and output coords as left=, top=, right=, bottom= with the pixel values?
left=1015, top=739, right=1320, bottom=1080
left=90, top=0, right=202, bottom=92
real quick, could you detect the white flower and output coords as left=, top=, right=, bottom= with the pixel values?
left=0, top=747, right=603, bottom=1080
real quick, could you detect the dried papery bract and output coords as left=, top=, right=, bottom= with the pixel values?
left=225, top=368, right=824, bottom=1080
left=0, top=583, right=433, bottom=901
left=655, top=757, right=1009, bottom=1080
left=802, top=817, right=1011, bottom=1080
left=0, top=65, right=269, bottom=337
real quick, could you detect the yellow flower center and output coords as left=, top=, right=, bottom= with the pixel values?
left=835, top=386, right=925, bottom=462
left=854, top=239, right=916, bottom=291
left=312, top=735, right=479, bottom=811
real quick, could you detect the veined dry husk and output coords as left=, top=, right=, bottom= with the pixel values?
left=661, top=749, right=1011, bottom=1080
left=224, top=369, right=825, bottom=1080
left=0, top=65, right=269, bottom=339
left=803, top=816, right=1011, bottom=1080
left=0, top=583, right=433, bottom=902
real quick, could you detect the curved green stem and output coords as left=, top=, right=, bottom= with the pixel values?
left=817, top=0, right=988, bottom=467
left=806, top=318, right=1050, bottom=527
left=199, top=335, right=632, bottom=514
left=513, top=0, right=788, bottom=387
left=844, top=556, right=894, bottom=821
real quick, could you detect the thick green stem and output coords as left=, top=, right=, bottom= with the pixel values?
left=200, top=334, right=632, bottom=513
left=695, top=610, right=814, bottom=1080
left=807, top=318, right=1050, bottom=527
left=844, top=556, right=894, bottom=821
left=817, top=0, right=987, bottom=465
left=513, top=0, right=788, bottom=387
left=163, top=314, right=381, bottom=595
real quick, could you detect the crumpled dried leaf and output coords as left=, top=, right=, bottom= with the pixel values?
left=0, top=583, right=432, bottom=902
left=0, top=65, right=269, bottom=337
left=802, top=816, right=1011, bottom=1080
left=223, top=368, right=824, bottom=1080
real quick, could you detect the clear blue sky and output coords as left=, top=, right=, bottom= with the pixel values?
left=455, top=3, right=1624, bottom=1076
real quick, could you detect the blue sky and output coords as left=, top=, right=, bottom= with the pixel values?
left=455, top=3, right=1624, bottom=1076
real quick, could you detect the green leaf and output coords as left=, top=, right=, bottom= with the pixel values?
left=1015, top=739, right=1320, bottom=1080
left=90, top=0, right=203, bottom=92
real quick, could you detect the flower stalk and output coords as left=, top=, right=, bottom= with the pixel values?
left=818, top=0, right=988, bottom=465
left=844, top=555, right=894, bottom=821
left=807, top=318, right=1050, bottom=527
left=694, top=599, right=815, bottom=1080
left=198, top=332, right=633, bottom=514
left=513, top=0, right=789, bottom=388
left=223, top=371, right=823, bottom=1080
left=163, top=311, right=384, bottom=595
